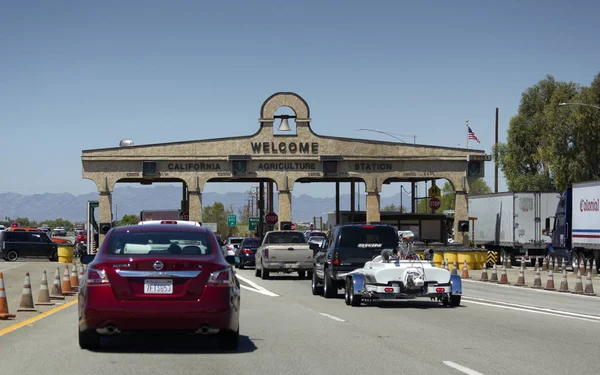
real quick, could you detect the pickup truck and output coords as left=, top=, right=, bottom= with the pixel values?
left=254, top=231, right=314, bottom=280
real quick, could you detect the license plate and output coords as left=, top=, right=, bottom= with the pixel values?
left=144, top=279, right=173, bottom=294
left=285, top=263, right=298, bottom=268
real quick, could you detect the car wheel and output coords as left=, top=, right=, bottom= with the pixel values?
left=49, top=251, right=58, bottom=262
left=254, top=265, right=260, bottom=277
left=239, top=263, right=245, bottom=270
left=78, top=328, right=101, bottom=350
left=260, top=264, right=269, bottom=280
left=450, top=295, right=461, bottom=307
left=5, top=250, right=19, bottom=262
left=311, top=270, right=323, bottom=296
left=323, top=270, right=336, bottom=298
left=218, top=328, right=239, bottom=351
left=344, top=278, right=351, bottom=305
left=349, top=278, right=362, bottom=307
left=298, top=270, right=306, bottom=279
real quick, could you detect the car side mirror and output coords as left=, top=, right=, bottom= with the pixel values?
left=81, top=254, right=96, bottom=265
left=309, top=243, right=320, bottom=252
left=225, top=255, right=240, bottom=265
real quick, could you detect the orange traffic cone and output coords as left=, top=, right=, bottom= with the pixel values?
left=542, top=257, right=548, bottom=271
left=561, top=258, right=566, bottom=273
left=558, top=269, right=569, bottom=292
left=78, top=265, right=84, bottom=285
left=440, top=259, right=446, bottom=269
left=553, top=258, right=559, bottom=273
left=532, top=267, right=542, bottom=289
left=62, top=266, right=75, bottom=295
left=507, top=257, right=512, bottom=269
left=490, top=264, right=499, bottom=282
left=70, top=263, right=79, bottom=291
left=499, top=265, right=509, bottom=284
left=50, top=267, right=65, bottom=300
left=461, top=260, right=470, bottom=279
left=534, top=257, right=540, bottom=272
left=451, top=260, right=458, bottom=275
left=17, top=272, right=37, bottom=312
left=590, top=259, right=597, bottom=277
left=480, top=262, right=488, bottom=282
left=545, top=270, right=555, bottom=291
left=572, top=270, right=584, bottom=294
left=36, top=270, right=55, bottom=306
left=515, top=263, right=526, bottom=286
left=0, top=272, right=16, bottom=319
left=584, top=272, right=595, bottom=296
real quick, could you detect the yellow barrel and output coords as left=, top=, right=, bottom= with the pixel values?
left=478, top=251, right=488, bottom=269
left=457, top=251, right=476, bottom=270
left=443, top=250, right=458, bottom=269
left=58, top=243, right=74, bottom=263
left=433, top=251, right=444, bottom=268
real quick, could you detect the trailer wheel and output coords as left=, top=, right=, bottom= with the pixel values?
left=345, top=277, right=362, bottom=307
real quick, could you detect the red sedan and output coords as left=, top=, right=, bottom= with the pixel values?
left=78, top=222, right=241, bottom=351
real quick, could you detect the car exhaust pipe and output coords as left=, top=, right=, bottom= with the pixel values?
left=97, top=325, right=120, bottom=335
left=196, top=325, right=219, bottom=335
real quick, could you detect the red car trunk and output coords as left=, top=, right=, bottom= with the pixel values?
left=97, top=256, right=225, bottom=301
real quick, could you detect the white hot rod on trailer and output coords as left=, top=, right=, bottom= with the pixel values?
left=338, top=249, right=462, bottom=307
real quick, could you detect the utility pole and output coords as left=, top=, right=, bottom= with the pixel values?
left=494, top=108, right=499, bottom=193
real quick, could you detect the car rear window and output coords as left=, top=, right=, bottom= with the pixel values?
left=242, top=238, right=261, bottom=247
left=229, top=238, right=244, bottom=244
left=267, top=232, right=306, bottom=244
left=104, top=231, right=215, bottom=256
left=339, top=227, right=398, bottom=249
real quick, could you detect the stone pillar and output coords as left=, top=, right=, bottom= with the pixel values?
left=454, top=190, right=468, bottom=244
left=188, top=191, right=203, bottom=223
left=366, top=191, right=381, bottom=223
left=278, top=190, right=292, bottom=229
left=98, top=192, right=113, bottom=246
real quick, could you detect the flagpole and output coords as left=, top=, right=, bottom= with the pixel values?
left=466, top=120, right=469, bottom=150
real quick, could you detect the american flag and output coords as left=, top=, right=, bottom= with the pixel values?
left=468, top=126, right=480, bottom=143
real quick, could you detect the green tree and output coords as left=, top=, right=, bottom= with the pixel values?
left=417, top=179, right=491, bottom=213
left=203, top=202, right=237, bottom=237
left=496, top=74, right=580, bottom=191
left=116, top=214, right=139, bottom=226
left=382, top=203, right=407, bottom=212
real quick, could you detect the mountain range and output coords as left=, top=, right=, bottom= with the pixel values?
left=0, top=185, right=412, bottom=223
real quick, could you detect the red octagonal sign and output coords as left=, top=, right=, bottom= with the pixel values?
left=429, top=197, right=441, bottom=211
left=291, top=223, right=296, bottom=230
left=265, top=212, right=278, bottom=225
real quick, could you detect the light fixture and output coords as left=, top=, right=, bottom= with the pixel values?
left=274, top=114, right=295, bottom=131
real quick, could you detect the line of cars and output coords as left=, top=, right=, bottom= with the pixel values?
left=0, top=225, right=74, bottom=262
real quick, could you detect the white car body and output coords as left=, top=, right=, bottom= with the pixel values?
left=338, top=251, right=462, bottom=307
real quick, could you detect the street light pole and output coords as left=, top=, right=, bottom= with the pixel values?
left=559, top=102, right=600, bottom=110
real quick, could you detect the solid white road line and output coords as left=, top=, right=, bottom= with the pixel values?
left=462, top=278, right=599, bottom=300
left=0, top=262, right=25, bottom=272
left=443, top=361, right=485, bottom=375
left=240, top=284, right=280, bottom=296
left=236, top=274, right=280, bottom=297
left=464, top=296, right=600, bottom=320
left=318, top=313, right=346, bottom=322
left=462, top=299, right=600, bottom=323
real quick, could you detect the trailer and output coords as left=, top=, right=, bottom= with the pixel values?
left=469, top=192, right=561, bottom=265
left=139, top=209, right=181, bottom=222
left=545, top=181, right=600, bottom=271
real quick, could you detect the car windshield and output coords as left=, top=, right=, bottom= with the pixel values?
left=267, top=232, right=306, bottom=244
left=104, top=231, right=214, bottom=256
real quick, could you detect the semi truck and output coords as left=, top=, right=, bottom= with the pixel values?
left=468, top=192, right=561, bottom=265
left=544, top=180, right=600, bottom=272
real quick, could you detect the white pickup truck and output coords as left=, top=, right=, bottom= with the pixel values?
left=254, top=231, right=314, bottom=280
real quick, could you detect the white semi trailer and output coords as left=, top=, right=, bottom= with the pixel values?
left=468, top=192, right=561, bottom=265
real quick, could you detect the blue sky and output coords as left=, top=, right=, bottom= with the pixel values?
left=2, top=0, right=599, bottom=200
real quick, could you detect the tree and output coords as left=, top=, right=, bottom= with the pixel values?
left=416, top=178, right=491, bottom=213
left=116, top=214, right=139, bottom=226
left=381, top=203, right=407, bottom=212
left=203, top=202, right=237, bottom=237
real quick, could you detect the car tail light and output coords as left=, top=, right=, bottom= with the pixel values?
left=161, top=220, right=177, bottom=224
left=243, top=248, right=252, bottom=255
left=332, top=251, right=339, bottom=266
left=384, top=287, right=394, bottom=293
left=208, top=268, right=231, bottom=286
left=436, top=288, right=445, bottom=293
left=86, top=267, right=110, bottom=286
left=362, top=225, right=374, bottom=228
left=264, top=248, right=269, bottom=258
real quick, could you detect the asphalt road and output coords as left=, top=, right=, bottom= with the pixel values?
left=1, top=266, right=599, bottom=375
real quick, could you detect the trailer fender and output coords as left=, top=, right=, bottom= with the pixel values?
left=450, top=274, right=462, bottom=295
left=348, top=274, right=367, bottom=295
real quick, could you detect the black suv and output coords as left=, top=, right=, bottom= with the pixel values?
left=0, top=231, right=58, bottom=262
left=312, top=223, right=399, bottom=298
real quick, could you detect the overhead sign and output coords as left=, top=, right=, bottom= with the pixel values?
left=248, top=217, right=260, bottom=231
left=227, top=215, right=237, bottom=227
left=265, top=212, right=278, bottom=225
